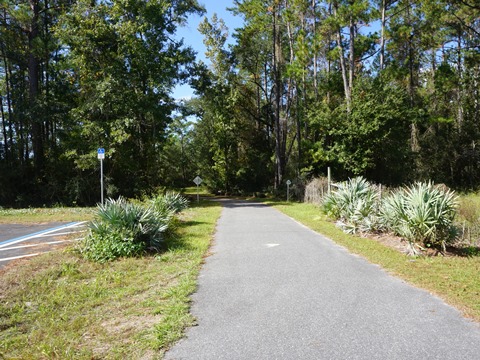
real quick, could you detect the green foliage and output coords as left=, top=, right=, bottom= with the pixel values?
left=81, top=194, right=187, bottom=262
left=151, top=191, right=189, bottom=214
left=322, top=177, right=381, bottom=234
left=334, top=77, right=413, bottom=183
left=54, top=0, right=205, bottom=200
left=0, top=0, right=206, bottom=207
left=379, top=190, right=406, bottom=234
left=2, top=0, right=480, bottom=205
left=158, top=112, right=197, bottom=188
left=381, top=182, right=458, bottom=252
left=191, top=14, right=273, bottom=194
left=81, top=226, right=146, bottom=262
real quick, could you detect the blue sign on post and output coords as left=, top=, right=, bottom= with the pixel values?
left=97, top=147, right=105, bottom=159
left=98, top=148, right=105, bottom=204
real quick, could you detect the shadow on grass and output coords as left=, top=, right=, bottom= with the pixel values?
left=157, top=200, right=223, bottom=253
left=256, top=199, right=295, bottom=207
left=444, top=245, right=480, bottom=257
left=159, top=235, right=194, bottom=253
left=188, top=199, right=223, bottom=208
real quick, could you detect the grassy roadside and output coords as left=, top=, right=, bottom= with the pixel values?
left=268, top=201, right=480, bottom=322
left=0, top=207, right=95, bottom=223
left=0, top=200, right=222, bottom=359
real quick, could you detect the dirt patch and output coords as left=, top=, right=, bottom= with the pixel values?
left=102, top=314, right=161, bottom=338
left=363, top=232, right=480, bottom=257
left=80, top=314, right=163, bottom=359
left=368, top=233, right=410, bottom=253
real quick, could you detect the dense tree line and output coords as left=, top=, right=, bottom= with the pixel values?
left=189, top=0, right=479, bottom=194
left=1, top=0, right=479, bottom=205
left=0, top=0, right=203, bottom=206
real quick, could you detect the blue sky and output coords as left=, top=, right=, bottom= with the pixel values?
left=173, top=1, right=243, bottom=100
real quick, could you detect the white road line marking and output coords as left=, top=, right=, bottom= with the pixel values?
left=33, top=230, right=84, bottom=238
left=265, top=244, right=280, bottom=248
left=70, top=223, right=87, bottom=228
left=0, top=221, right=87, bottom=249
left=0, top=253, right=45, bottom=262
left=0, top=239, right=77, bottom=252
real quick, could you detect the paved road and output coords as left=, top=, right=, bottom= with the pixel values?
left=0, top=222, right=72, bottom=243
left=166, top=200, right=480, bottom=360
left=0, top=222, right=86, bottom=270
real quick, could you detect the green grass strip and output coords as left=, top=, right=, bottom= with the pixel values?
left=0, top=200, right=222, bottom=359
left=269, top=201, right=480, bottom=322
left=0, top=207, right=95, bottom=223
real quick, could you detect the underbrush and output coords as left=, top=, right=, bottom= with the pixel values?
left=456, top=193, right=480, bottom=250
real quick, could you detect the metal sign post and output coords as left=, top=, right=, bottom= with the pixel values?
left=193, top=176, right=203, bottom=203
left=327, top=167, right=331, bottom=194
left=98, top=148, right=105, bottom=205
left=286, top=180, right=292, bottom=202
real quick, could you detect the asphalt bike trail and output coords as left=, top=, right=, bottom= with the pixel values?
left=166, top=200, right=480, bottom=360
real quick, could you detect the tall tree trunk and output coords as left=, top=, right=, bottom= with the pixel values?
left=456, top=32, right=464, bottom=127
left=379, top=0, right=386, bottom=71
left=44, top=0, right=52, bottom=149
left=285, top=0, right=303, bottom=176
left=273, top=2, right=285, bottom=189
left=312, top=0, right=318, bottom=98
left=334, top=4, right=351, bottom=113
left=326, top=2, right=332, bottom=106
left=263, top=62, right=271, bottom=142
left=1, top=95, right=8, bottom=162
left=406, top=3, right=418, bottom=152
left=296, top=85, right=302, bottom=175
left=348, top=15, right=355, bottom=98
left=1, top=37, right=14, bottom=162
left=28, top=0, right=44, bottom=173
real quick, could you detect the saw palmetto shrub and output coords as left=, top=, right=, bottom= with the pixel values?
left=151, top=191, right=189, bottom=214
left=321, top=178, right=459, bottom=255
left=81, top=193, right=187, bottom=262
left=381, top=182, right=458, bottom=254
left=321, top=177, right=382, bottom=234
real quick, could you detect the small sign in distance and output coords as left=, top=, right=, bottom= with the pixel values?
left=193, top=176, right=203, bottom=186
